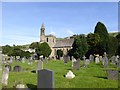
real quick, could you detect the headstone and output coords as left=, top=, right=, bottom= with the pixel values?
left=107, top=70, right=118, bottom=80
left=28, top=56, right=33, bottom=65
left=73, top=60, right=80, bottom=70
left=89, top=54, right=94, bottom=62
left=13, top=65, right=22, bottom=72
left=102, top=56, right=108, bottom=68
left=66, top=70, right=75, bottom=79
left=36, top=60, right=43, bottom=73
left=5, top=64, right=12, bottom=71
left=63, top=55, right=69, bottom=64
left=38, top=69, right=54, bottom=88
left=99, top=56, right=102, bottom=61
left=9, top=56, right=13, bottom=64
left=72, top=58, right=76, bottom=67
left=21, top=57, right=25, bottom=63
left=2, top=67, right=9, bottom=85
left=85, top=59, right=90, bottom=66
left=95, top=57, right=99, bottom=64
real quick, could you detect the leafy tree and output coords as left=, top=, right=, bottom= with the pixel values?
left=2, top=45, right=12, bottom=55
left=94, top=22, right=109, bottom=55
left=116, top=33, right=120, bottom=55
left=24, top=51, right=31, bottom=59
left=29, top=42, right=39, bottom=49
left=56, top=49, right=63, bottom=59
left=36, top=42, right=52, bottom=58
left=87, top=33, right=100, bottom=47
left=71, top=34, right=88, bottom=59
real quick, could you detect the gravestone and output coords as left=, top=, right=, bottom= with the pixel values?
left=2, top=67, right=9, bottom=85
left=73, top=60, right=80, bottom=70
left=13, top=65, right=22, bottom=72
left=102, top=56, right=108, bottom=68
left=9, top=56, right=13, bottom=64
left=107, top=70, right=118, bottom=80
left=110, top=56, right=116, bottom=65
left=21, top=57, right=25, bottom=63
left=89, top=54, right=94, bottom=62
left=85, top=59, right=90, bottom=66
left=72, top=58, right=76, bottom=67
left=99, top=56, right=102, bottom=61
left=28, top=56, right=33, bottom=65
left=38, top=69, right=54, bottom=88
left=36, top=60, right=43, bottom=73
left=95, top=57, right=99, bottom=64
left=63, top=55, right=69, bottom=64
left=5, top=64, right=12, bottom=71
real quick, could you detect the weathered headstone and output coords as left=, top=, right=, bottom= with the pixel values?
left=89, top=54, right=94, bottom=62
left=95, top=57, right=99, bottom=64
left=73, top=60, right=80, bottom=70
left=13, top=65, right=22, bottom=72
left=63, top=55, right=69, bottom=64
left=102, top=56, right=108, bottom=68
left=9, top=56, right=13, bottom=64
left=99, top=56, right=102, bottom=61
left=2, top=67, right=9, bottom=85
left=21, top=57, right=25, bottom=63
left=38, top=69, right=54, bottom=88
left=36, top=60, right=43, bottom=73
left=107, top=70, right=118, bottom=80
left=72, top=58, right=76, bottom=67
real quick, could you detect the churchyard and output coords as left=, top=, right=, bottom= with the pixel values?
left=1, top=55, right=119, bottom=89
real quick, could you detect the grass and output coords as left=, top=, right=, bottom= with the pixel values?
left=2, top=59, right=119, bottom=89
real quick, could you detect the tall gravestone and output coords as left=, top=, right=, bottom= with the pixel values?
left=36, top=60, right=43, bottom=73
left=38, top=69, right=54, bottom=89
left=2, top=67, right=9, bottom=85
left=102, top=52, right=108, bottom=68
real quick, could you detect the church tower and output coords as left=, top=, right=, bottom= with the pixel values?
left=40, top=23, right=45, bottom=42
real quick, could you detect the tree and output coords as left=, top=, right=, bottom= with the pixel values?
left=94, top=22, right=109, bottom=55
left=2, top=45, right=12, bottom=55
left=35, top=42, right=52, bottom=58
left=29, top=42, right=39, bottom=49
left=71, top=34, right=88, bottom=59
left=56, top=49, right=63, bottom=59
left=116, top=33, right=120, bottom=56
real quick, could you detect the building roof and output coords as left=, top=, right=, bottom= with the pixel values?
left=53, top=38, right=74, bottom=48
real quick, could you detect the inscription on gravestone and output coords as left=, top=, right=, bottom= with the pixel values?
left=38, top=69, right=54, bottom=89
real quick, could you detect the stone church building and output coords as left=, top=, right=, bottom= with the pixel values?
left=40, top=23, right=74, bottom=58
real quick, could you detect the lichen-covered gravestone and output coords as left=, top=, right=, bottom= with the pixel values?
left=38, top=69, right=54, bottom=89
left=2, top=67, right=9, bottom=85
left=107, top=70, right=118, bottom=80
left=73, top=60, right=80, bottom=70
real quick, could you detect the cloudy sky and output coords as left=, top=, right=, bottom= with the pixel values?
left=0, top=1, right=118, bottom=46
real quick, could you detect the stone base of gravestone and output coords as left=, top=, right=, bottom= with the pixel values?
left=13, top=66, right=22, bottom=72
left=38, top=69, right=54, bottom=88
left=107, top=70, right=118, bottom=80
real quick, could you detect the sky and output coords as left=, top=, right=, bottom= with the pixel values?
left=0, top=1, right=118, bottom=46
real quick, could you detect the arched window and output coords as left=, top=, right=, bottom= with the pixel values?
left=47, top=38, right=48, bottom=42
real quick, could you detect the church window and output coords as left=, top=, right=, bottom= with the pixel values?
left=47, top=38, right=48, bottom=42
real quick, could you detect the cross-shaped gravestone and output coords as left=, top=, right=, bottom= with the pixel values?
left=2, top=67, right=9, bottom=85
left=38, top=69, right=54, bottom=89
left=36, top=60, right=43, bottom=73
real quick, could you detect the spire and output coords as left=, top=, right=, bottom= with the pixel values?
left=41, top=22, right=45, bottom=29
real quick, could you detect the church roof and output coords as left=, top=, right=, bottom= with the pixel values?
left=53, top=38, right=74, bottom=48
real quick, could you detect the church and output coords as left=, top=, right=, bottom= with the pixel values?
left=40, top=23, right=74, bottom=58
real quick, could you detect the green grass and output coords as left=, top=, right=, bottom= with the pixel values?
left=2, top=60, right=119, bottom=89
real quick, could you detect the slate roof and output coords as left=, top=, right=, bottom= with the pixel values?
left=53, top=38, right=74, bottom=48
